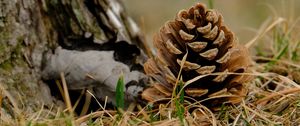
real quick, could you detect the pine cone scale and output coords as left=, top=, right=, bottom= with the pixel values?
left=185, top=88, right=209, bottom=97
left=196, top=65, right=216, bottom=75
left=197, top=23, right=212, bottom=34
left=213, top=30, right=225, bottom=46
left=199, top=48, right=219, bottom=60
left=187, top=41, right=207, bottom=52
left=165, top=40, right=183, bottom=54
left=203, top=26, right=219, bottom=40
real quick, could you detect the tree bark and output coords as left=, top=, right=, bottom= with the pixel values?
left=0, top=0, right=148, bottom=119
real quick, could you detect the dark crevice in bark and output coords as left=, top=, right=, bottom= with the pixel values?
left=84, top=0, right=115, bottom=39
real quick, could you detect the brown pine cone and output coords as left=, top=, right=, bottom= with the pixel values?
left=142, top=3, right=252, bottom=105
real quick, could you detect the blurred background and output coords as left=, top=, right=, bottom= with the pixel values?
left=123, top=0, right=300, bottom=47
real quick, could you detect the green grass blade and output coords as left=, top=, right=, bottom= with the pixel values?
left=265, top=42, right=288, bottom=70
left=265, top=28, right=289, bottom=70
left=116, top=75, right=125, bottom=109
left=178, top=80, right=184, bottom=105
left=208, top=0, right=214, bottom=9
left=275, top=43, right=289, bottom=60
left=292, top=40, right=300, bottom=61
left=175, top=79, right=185, bottom=124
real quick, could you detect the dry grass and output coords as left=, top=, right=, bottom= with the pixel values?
left=1, top=1, right=300, bottom=126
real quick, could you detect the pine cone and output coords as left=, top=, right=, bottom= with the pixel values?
left=142, top=3, right=252, bottom=105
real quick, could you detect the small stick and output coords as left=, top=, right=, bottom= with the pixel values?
left=256, top=87, right=300, bottom=104
left=60, top=72, right=73, bottom=114
left=80, top=89, right=92, bottom=116
left=75, top=110, right=116, bottom=124
left=242, top=104, right=280, bottom=124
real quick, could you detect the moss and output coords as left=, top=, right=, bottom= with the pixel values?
left=15, top=36, right=24, bottom=56
left=11, top=36, right=28, bottom=67
left=0, top=60, right=13, bottom=71
left=0, top=29, right=10, bottom=63
left=0, top=43, right=5, bottom=53
left=0, top=36, right=27, bottom=72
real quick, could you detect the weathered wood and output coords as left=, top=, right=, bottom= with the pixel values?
left=0, top=0, right=148, bottom=118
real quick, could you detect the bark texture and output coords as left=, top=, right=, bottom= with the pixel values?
left=0, top=0, right=147, bottom=119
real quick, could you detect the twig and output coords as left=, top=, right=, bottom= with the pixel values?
left=75, top=110, right=117, bottom=124
left=242, top=104, right=281, bottom=124
left=86, top=90, right=114, bottom=119
left=72, top=89, right=85, bottom=112
left=252, top=56, right=300, bottom=69
left=80, top=89, right=92, bottom=116
left=256, top=87, right=300, bottom=104
left=137, top=104, right=150, bottom=122
left=60, top=72, right=73, bottom=114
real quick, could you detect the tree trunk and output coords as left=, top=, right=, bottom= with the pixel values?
left=0, top=0, right=148, bottom=119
